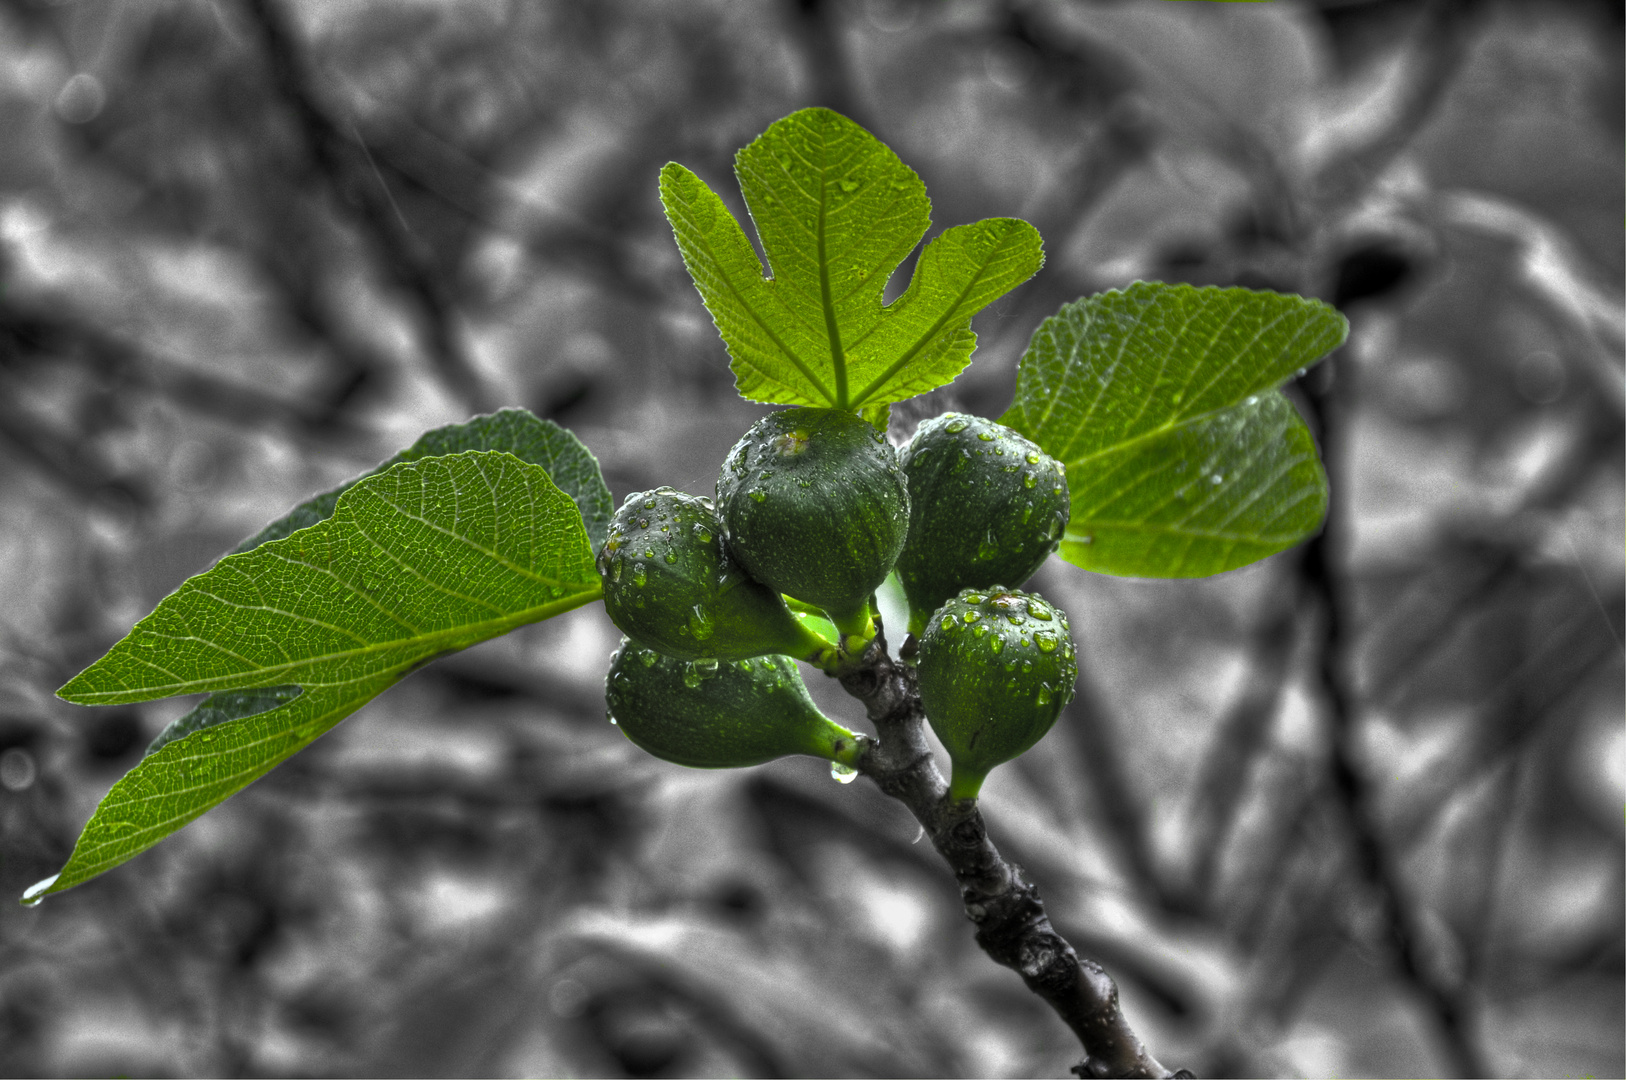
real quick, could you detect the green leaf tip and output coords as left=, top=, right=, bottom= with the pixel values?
left=660, top=107, right=1044, bottom=413
left=1002, top=282, right=1348, bottom=579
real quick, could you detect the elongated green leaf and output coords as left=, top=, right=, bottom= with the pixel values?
left=33, top=450, right=600, bottom=900
left=234, top=408, right=613, bottom=554
left=660, top=107, right=1043, bottom=412
left=1001, top=283, right=1347, bottom=577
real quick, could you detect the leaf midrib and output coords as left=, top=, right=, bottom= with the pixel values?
left=60, top=584, right=603, bottom=705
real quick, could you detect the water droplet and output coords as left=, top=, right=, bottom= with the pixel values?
left=1211, top=474, right=1224, bottom=485
left=639, top=649, right=659, bottom=667
left=830, top=761, right=859, bottom=783
left=637, top=517, right=649, bottom=529
left=609, top=716, right=618, bottom=725
left=20, top=874, right=58, bottom=908
left=962, top=610, right=981, bottom=623
left=945, top=418, right=969, bottom=434
left=971, top=624, right=986, bottom=638
left=689, top=604, right=715, bottom=640
left=643, top=499, right=656, bottom=510
left=1023, top=475, right=1037, bottom=489
left=693, top=525, right=712, bottom=545
left=682, top=665, right=703, bottom=689
left=1029, top=604, right=1053, bottom=621
left=1046, top=516, right=1065, bottom=541
left=989, top=635, right=1004, bottom=654
left=1025, top=452, right=1040, bottom=465
left=977, top=537, right=998, bottom=560
left=1035, top=632, right=1058, bottom=653
left=749, top=490, right=766, bottom=503
left=977, top=430, right=996, bottom=442
left=631, top=565, right=647, bottom=588
left=1036, top=685, right=1052, bottom=706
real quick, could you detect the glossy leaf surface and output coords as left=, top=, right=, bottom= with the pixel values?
left=1001, top=283, right=1347, bottom=577
left=234, top=408, right=613, bottom=554
left=35, top=450, right=600, bottom=899
left=660, top=107, right=1043, bottom=411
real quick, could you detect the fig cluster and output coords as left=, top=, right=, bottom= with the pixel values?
left=597, top=406, right=1077, bottom=786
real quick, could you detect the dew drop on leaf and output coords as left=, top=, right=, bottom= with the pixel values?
left=693, top=525, right=712, bottom=545
left=1023, top=475, right=1036, bottom=489
left=689, top=604, right=715, bottom=640
left=977, top=430, right=995, bottom=442
left=989, top=635, right=1004, bottom=654
left=1034, top=632, right=1057, bottom=653
left=1036, top=685, right=1052, bottom=706
left=639, top=649, right=659, bottom=667
left=945, top=418, right=969, bottom=434
left=631, top=565, right=647, bottom=588
left=665, top=551, right=678, bottom=564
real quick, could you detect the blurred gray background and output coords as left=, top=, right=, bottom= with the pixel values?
left=0, top=1, right=1620, bottom=1076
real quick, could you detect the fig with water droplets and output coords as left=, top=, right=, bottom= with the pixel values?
left=605, top=638, right=863, bottom=769
left=716, top=408, right=908, bottom=638
left=896, top=413, right=1069, bottom=635
left=598, top=488, right=831, bottom=662
left=915, top=587, right=1077, bottom=800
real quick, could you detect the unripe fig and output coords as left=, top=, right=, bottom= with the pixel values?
left=916, top=587, right=1077, bottom=801
left=896, top=413, right=1069, bottom=636
left=605, top=638, right=862, bottom=769
left=716, top=408, right=909, bottom=637
left=598, top=488, right=833, bottom=663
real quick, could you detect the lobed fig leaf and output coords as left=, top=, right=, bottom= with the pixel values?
left=896, top=413, right=1069, bottom=636
left=605, top=639, right=862, bottom=769
left=716, top=407, right=908, bottom=638
left=915, top=587, right=1077, bottom=801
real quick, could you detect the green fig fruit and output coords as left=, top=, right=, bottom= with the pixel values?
left=605, top=638, right=863, bottom=769
left=598, top=488, right=833, bottom=663
left=896, top=413, right=1069, bottom=636
left=716, top=408, right=909, bottom=638
left=915, top=587, right=1077, bottom=801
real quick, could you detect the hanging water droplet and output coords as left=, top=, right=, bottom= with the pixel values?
left=682, top=665, right=703, bottom=689
left=830, top=761, right=859, bottom=783
left=20, top=874, right=58, bottom=908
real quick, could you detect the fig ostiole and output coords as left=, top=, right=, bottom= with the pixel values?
left=915, top=587, right=1077, bottom=801
left=716, top=408, right=908, bottom=641
left=606, top=638, right=866, bottom=770
left=598, top=487, right=834, bottom=663
left=896, top=413, right=1069, bottom=637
